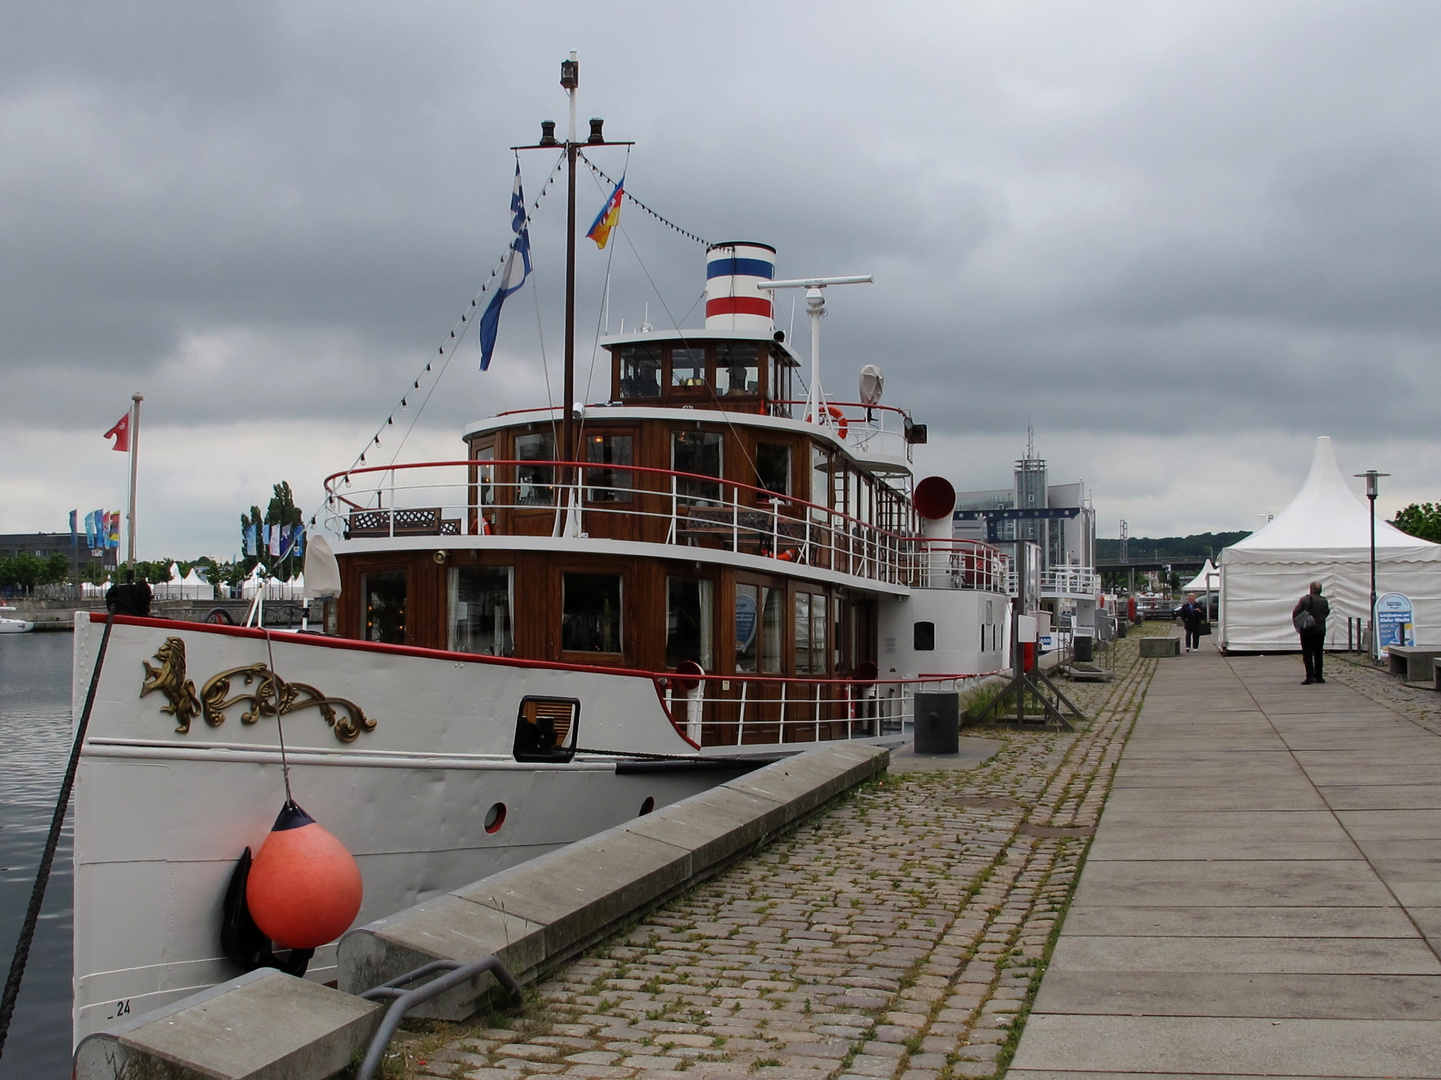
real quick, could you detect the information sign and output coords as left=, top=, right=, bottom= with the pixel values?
left=1375, top=592, right=1414, bottom=655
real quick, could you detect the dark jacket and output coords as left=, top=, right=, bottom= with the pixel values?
left=1179, top=601, right=1205, bottom=629
left=1292, top=592, right=1329, bottom=634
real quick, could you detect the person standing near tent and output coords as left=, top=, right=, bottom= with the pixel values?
left=1292, top=582, right=1330, bottom=684
left=1179, top=594, right=1205, bottom=652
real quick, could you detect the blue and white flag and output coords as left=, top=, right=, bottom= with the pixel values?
left=478, top=159, right=532, bottom=371
left=244, top=523, right=257, bottom=557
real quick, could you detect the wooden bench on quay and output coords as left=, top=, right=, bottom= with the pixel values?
left=1387, top=644, right=1441, bottom=683
left=345, top=507, right=463, bottom=539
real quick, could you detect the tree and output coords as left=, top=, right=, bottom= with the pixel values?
left=1392, top=503, right=1441, bottom=545
left=241, top=481, right=306, bottom=580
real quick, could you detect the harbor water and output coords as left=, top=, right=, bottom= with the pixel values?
left=0, top=633, right=74, bottom=1077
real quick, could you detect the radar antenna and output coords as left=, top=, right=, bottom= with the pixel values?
left=757, top=275, right=872, bottom=428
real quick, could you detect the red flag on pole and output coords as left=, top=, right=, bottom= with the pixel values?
left=104, top=412, right=130, bottom=453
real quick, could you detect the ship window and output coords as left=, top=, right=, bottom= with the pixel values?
left=914, top=621, right=936, bottom=651
left=562, top=572, right=622, bottom=653
left=514, top=432, right=555, bottom=506
left=585, top=434, right=633, bottom=503
left=448, top=566, right=513, bottom=656
left=666, top=577, right=714, bottom=670
left=619, top=345, right=661, bottom=399
left=672, top=430, right=723, bottom=504
left=768, top=349, right=792, bottom=409
left=670, top=346, right=706, bottom=387
left=761, top=586, right=783, bottom=673
left=362, top=570, right=407, bottom=645
left=795, top=591, right=828, bottom=675
left=717, top=343, right=759, bottom=395
left=474, top=445, right=495, bottom=507
left=756, top=442, right=790, bottom=496
left=735, top=583, right=760, bottom=673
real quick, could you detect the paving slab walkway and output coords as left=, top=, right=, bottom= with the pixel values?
left=1010, top=646, right=1441, bottom=1080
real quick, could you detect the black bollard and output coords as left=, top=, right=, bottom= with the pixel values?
left=914, top=691, right=960, bottom=754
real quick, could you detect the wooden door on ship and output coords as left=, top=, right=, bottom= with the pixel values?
left=579, top=428, right=640, bottom=543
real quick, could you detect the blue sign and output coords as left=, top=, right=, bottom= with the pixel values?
left=1375, top=592, right=1414, bottom=654
left=735, top=592, right=758, bottom=652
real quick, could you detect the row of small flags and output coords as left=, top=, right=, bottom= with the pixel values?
left=478, top=162, right=623, bottom=370
left=245, top=523, right=305, bottom=560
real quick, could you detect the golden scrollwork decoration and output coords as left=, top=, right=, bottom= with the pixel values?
left=140, top=637, right=203, bottom=733
left=141, top=636, right=378, bottom=743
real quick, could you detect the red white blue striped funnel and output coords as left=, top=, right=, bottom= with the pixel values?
left=705, top=242, right=775, bottom=332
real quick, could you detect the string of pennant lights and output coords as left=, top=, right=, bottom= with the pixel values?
left=322, top=151, right=568, bottom=524
left=322, top=152, right=713, bottom=527
left=578, top=152, right=710, bottom=247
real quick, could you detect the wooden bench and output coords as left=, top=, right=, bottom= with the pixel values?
left=346, top=507, right=462, bottom=539
left=677, top=505, right=807, bottom=554
left=1387, top=645, right=1441, bottom=682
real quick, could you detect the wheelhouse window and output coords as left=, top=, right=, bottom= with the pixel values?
left=666, top=577, right=714, bottom=669
left=619, top=345, right=661, bottom=399
left=672, top=430, right=723, bottom=504
left=585, top=433, right=633, bottom=503
left=717, top=343, right=759, bottom=396
left=670, top=346, right=706, bottom=387
left=562, top=572, right=622, bottom=653
left=769, top=347, right=794, bottom=412
left=514, top=432, right=555, bottom=506
left=449, top=566, right=513, bottom=656
left=362, top=570, right=407, bottom=645
left=474, top=445, right=495, bottom=508
left=756, top=442, right=790, bottom=496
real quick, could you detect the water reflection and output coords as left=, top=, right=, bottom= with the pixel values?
left=0, top=633, right=75, bottom=1076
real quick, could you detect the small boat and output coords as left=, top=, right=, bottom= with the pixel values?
left=69, top=79, right=1014, bottom=1048
left=0, top=605, right=34, bottom=633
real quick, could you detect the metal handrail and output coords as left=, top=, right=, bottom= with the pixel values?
left=357, top=956, right=522, bottom=1080
left=322, top=459, right=1009, bottom=593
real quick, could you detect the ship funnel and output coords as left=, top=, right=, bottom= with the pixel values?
left=705, top=242, right=776, bottom=332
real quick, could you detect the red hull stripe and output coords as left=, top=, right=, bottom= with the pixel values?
left=706, top=296, right=772, bottom=319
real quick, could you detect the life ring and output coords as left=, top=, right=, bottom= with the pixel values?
left=805, top=405, right=848, bottom=439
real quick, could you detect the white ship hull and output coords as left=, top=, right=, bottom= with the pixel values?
left=70, top=614, right=774, bottom=1042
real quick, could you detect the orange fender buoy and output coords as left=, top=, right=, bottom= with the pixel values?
left=246, top=800, right=363, bottom=950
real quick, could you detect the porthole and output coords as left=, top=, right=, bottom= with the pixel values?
left=484, top=802, right=507, bottom=834
left=640, top=796, right=656, bottom=816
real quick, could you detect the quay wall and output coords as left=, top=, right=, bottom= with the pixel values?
left=74, top=743, right=888, bottom=1080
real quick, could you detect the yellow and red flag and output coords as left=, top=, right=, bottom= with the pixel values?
left=586, top=176, right=624, bottom=250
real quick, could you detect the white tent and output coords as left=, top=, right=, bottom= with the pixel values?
left=1182, top=559, right=1221, bottom=594
left=1219, top=436, right=1441, bottom=652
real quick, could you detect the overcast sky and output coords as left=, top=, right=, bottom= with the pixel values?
left=4, top=1, right=1440, bottom=557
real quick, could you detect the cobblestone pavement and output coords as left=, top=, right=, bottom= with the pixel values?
left=1326, top=651, right=1441, bottom=736
left=396, top=631, right=1165, bottom=1080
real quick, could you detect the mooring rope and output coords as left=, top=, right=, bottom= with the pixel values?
left=0, top=614, right=115, bottom=1060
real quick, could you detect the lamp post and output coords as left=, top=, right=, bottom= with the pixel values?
left=1355, top=469, right=1389, bottom=660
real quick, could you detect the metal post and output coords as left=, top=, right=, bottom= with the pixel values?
left=126, top=393, right=142, bottom=570
left=1355, top=470, right=1388, bottom=660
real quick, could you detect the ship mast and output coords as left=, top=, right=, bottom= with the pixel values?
left=515, top=52, right=632, bottom=470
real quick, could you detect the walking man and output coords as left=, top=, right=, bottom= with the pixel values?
left=1292, top=581, right=1330, bottom=685
left=1179, top=593, right=1205, bottom=652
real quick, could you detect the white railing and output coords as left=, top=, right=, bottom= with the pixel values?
left=323, top=460, right=1009, bottom=593
left=1006, top=567, right=1101, bottom=597
left=774, top=400, right=915, bottom=460
left=654, top=671, right=1004, bottom=749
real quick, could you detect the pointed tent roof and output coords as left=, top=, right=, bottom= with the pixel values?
left=1234, top=436, right=1434, bottom=552
left=1182, top=559, right=1220, bottom=591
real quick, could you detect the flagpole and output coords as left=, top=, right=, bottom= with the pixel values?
left=562, top=53, right=578, bottom=471
left=127, top=392, right=142, bottom=571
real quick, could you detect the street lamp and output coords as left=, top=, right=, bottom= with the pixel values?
left=1355, top=469, right=1390, bottom=660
